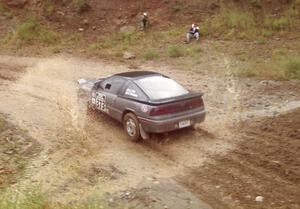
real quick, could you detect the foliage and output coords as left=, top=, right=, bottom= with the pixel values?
left=43, top=0, right=55, bottom=17
left=6, top=18, right=57, bottom=46
left=284, top=58, right=300, bottom=79
left=168, top=45, right=185, bottom=58
left=0, top=3, right=13, bottom=18
left=73, top=0, right=88, bottom=13
left=143, top=48, right=159, bottom=60
left=264, top=16, right=292, bottom=31
left=0, top=186, right=106, bottom=209
left=235, top=57, right=300, bottom=80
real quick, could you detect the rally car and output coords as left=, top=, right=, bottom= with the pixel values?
left=78, top=71, right=206, bottom=141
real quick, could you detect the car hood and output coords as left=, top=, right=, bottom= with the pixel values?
left=77, top=78, right=98, bottom=92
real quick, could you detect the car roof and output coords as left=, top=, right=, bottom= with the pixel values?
left=114, top=71, right=162, bottom=79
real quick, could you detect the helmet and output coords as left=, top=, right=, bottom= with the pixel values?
left=143, top=12, right=147, bottom=16
left=196, top=27, right=199, bottom=29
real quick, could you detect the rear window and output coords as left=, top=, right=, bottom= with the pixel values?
left=135, top=76, right=189, bottom=100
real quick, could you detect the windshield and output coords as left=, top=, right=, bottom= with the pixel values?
left=135, top=76, right=189, bottom=100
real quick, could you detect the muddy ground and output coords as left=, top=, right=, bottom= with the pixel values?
left=0, top=52, right=299, bottom=209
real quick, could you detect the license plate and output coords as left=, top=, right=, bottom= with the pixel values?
left=179, top=120, right=191, bottom=128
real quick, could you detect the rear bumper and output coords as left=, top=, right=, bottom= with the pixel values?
left=138, top=110, right=206, bottom=133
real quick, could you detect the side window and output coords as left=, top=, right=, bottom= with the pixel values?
left=101, top=77, right=125, bottom=94
left=123, top=83, right=147, bottom=100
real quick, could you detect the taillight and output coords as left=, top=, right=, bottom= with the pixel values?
left=150, top=106, right=173, bottom=116
left=149, top=97, right=203, bottom=116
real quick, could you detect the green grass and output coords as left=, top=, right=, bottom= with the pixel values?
left=74, top=0, right=88, bottom=12
left=168, top=45, right=185, bottom=58
left=264, top=16, right=292, bottom=31
left=0, top=3, right=13, bottom=18
left=284, top=58, right=300, bottom=79
left=43, top=0, right=55, bottom=17
left=0, top=117, right=6, bottom=133
left=234, top=57, right=300, bottom=80
left=206, top=9, right=255, bottom=30
left=247, top=0, right=262, bottom=7
left=5, top=18, right=57, bottom=46
left=0, top=186, right=106, bottom=209
left=143, top=48, right=159, bottom=60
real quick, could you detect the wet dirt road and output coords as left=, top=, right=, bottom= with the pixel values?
left=0, top=55, right=299, bottom=209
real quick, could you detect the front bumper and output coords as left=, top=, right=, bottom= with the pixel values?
left=138, top=110, right=206, bottom=133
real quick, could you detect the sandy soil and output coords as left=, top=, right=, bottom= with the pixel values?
left=0, top=54, right=299, bottom=209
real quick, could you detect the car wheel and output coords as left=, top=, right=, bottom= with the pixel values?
left=123, top=113, right=141, bottom=142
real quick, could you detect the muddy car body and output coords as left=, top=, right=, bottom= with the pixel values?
left=78, top=71, right=206, bottom=141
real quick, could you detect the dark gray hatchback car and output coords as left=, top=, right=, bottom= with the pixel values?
left=78, top=71, right=206, bottom=141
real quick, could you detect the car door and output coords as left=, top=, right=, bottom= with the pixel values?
left=90, top=80, right=109, bottom=114
left=98, top=77, right=126, bottom=119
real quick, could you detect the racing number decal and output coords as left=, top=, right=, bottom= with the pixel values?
left=92, top=93, right=107, bottom=112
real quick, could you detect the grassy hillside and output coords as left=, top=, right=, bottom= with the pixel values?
left=0, top=0, right=299, bottom=79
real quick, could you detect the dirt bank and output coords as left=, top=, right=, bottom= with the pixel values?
left=180, top=108, right=300, bottom=209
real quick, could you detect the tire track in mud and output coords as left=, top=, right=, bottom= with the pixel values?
left=179, top=109, right=300, bottom=209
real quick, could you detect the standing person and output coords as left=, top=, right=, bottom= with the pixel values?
left=142, top=12, right=149, bottom=31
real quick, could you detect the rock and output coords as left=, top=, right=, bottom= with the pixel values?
left=123, top=52, right=135, bottom=59
left=255, top=196, right=264, bottom=202
left=83, top=19, right=89, bottom=25
left=78, top=28, right=84, bottom=32
left=245, top=195, right=252, bottom=199
left=119, top=25, right=136, bottom=34
left=92, top=26, right=97, bottom=30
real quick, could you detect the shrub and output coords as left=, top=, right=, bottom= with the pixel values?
left=0, top=3, right=13, bottom=18
left=284, top=58, right=300, bottom=79
left=265, top=16, right=292, bottom=31
left=74, top=0, right=88, bottom=13
left=247, top=0, right=262, bottom=7
left=234, top=57, right=300, bottom=80
left=168, top=45, right=185, bottom=58
left=202, top=9, right=256, bottom=38
left=143, top=49, right=159, bottom=60
left=261, top=29, right=274, bottom=37
left=43, top=0, right=55, bottom=17
left=214, top=9, right=255, bottom=30
left=0, top=186, right=106, bottom=209
left=8, top=18, right=57, bottom=45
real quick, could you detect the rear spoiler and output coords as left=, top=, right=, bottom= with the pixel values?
left=119, top=92, right=203, bottom=106
left=148, top=92, right=203, bottom=105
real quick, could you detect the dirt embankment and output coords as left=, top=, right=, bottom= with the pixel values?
left=0, top=114, right=40, bottom=187
left=180, top=108, right=300, bottom=209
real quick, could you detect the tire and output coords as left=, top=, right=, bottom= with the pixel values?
left=123, top=113, right=141, bottom=142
